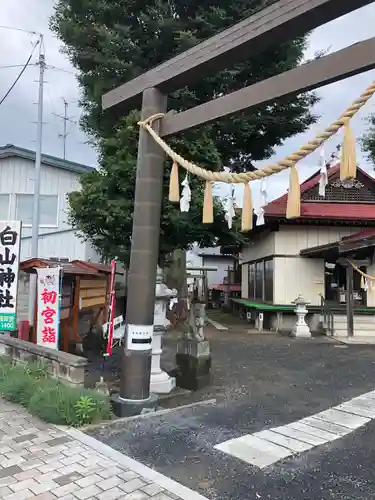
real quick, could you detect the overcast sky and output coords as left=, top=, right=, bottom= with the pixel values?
left=0, top=2, right=375, bottom=207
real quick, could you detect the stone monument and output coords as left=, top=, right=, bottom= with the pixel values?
left=175, top=298, right=211, bottom=391
left=150, top=267, right=177, bottom=393
left=291, top=294, right=312, bottom=338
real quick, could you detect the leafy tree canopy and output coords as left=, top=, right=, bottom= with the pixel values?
left=51, top=0, right=319, bottom=264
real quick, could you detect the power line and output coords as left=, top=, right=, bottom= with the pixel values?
left=47, top=64, right=75, bottom=75
left=0, top=63, right=37, bottom=70
left=0, top=25, right=40, bottom=36
left=0, top=40, right=40, bottom=106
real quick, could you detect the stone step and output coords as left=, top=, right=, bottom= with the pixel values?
left=333, top=315, right=375, bottom=324
left=335, top=324, right=375, bottom=331
left=334, top=329, right=375, bottom=337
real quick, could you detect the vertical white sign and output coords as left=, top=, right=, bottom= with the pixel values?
left=36, top=267, right=61, bottom=350
left=0, top=221, right=21, bottom=331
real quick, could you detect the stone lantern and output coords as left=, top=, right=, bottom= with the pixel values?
left=150, top=267, right=177, bottom=394
left=291, top=294, right=312, bottom=338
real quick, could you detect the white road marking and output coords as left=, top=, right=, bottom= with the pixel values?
left=288, top=421, right=339, bottom=442
left=269, top=425, right=328, bottom=446
left=215, top=435, right=290, bottom=469
left=312, top=408, right=370, bottom=429
left=336, top=403, right=375, bottom=419
left=214, top=389, right=375, bottom=469
left=206, top=317, right=228, bottom=330
left=301, top=416, right=352, bottom=436
left=254, top=430, right=312, bottom=452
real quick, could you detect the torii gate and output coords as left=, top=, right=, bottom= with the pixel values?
left=102, top=0, right=375, bottom=412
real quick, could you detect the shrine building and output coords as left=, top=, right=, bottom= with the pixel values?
left=234, top=162, right=375, bottom=338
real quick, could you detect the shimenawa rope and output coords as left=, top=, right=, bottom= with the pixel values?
left=137, top=79, right=375, bottom=229
left=138, top=80, right=375, bottom=183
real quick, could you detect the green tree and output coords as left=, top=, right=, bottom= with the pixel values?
left=69, top=111, right=242, bottom=264
left=51, top=0, right=318, bottom=263
left=362, top=114, right=375, bottom=165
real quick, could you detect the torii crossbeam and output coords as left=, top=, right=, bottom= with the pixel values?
left=103, top=0, right=375, bottom=413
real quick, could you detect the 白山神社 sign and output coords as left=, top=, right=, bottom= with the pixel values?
left=0, top=221, right=21, bottom=331
left=36, top=267, right=61, bottom=350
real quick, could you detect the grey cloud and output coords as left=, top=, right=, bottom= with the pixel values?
left=0, top=0, right=96, bottom=166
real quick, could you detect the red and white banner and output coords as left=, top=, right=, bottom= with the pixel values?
left=105, top=260, right=117, bottom=356
left=36, top=267, right=61, bottom=350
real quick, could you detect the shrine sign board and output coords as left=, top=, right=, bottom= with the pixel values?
left=36, top=267, right=61, bottom=350
left=0, top=221, right=21, bottom=331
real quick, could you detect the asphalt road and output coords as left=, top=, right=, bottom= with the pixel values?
left=88, top=331, right=375, bottom=499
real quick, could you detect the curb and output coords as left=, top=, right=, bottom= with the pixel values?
left=80, top=398, right=217, bottom=432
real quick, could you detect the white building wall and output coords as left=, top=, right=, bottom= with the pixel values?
left=274, top=225, right=364, bottom=254
left=0, top=156, right=100, bottom=262
left=20, top=230, right=88, bottom=261
left=241, top=264, right=248, bottom=298
left=273, top=225, right=367, bottom=306
left=240, top=225, right=367, bottom=305
left=241, top=232, right=275, bottom=262
left=0, top=156, right=80, bottom=236
left=273, top=257, right=324, bottom=306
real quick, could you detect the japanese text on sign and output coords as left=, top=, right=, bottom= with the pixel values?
left=0, top=221, right=21, bottom=332
left=36, top=267, right=61, bottom=350
left=126, top=324, right=153, bottom=351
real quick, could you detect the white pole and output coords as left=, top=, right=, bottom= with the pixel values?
left=63, top=98, right=67, bottom=160
left=28, top=37, right=45, bottom=325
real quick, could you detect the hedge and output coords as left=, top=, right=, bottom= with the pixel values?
left=0, top=358, right=112, bottom=426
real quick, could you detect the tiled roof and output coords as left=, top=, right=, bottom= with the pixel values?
left=264, top=163, right=375, bottom=221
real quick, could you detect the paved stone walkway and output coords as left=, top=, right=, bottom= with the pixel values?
left=0, top=399, right=207, bottom=500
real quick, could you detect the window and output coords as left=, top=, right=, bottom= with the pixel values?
left=16, top=195, right=58, bottom=226
left=255, top=262, right=264, bottom=300
left=247, top=258, right=274, bottom=302
left=0, top=195, right=10, bottom=219
left=248, top=263, right=255, bottom=299
left=264, top=259, right=274, bottom=302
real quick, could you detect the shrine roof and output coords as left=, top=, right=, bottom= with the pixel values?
left=70, top=260, right=117, bottom=275
left=20, top=258, right=98, bottom=276
left=264, top=163, right=375, bottom=221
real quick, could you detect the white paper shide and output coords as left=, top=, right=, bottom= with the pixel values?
left=36, top=267, right=61, bottom=350
left=0, top=221, right=21, bottom=331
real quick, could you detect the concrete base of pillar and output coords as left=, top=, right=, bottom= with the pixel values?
left=150, top=371, right=176, bottom=394
left=110, top=393, right=158, bottom=417
left=291, top=326, right=312, bottom=338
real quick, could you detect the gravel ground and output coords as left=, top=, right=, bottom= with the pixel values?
left=87, top=327, right=375, bottom=499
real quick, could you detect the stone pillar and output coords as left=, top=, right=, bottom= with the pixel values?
left=175, top=300, right=212, bottom=391
left=150, top=267, right=177, bottom=394
left=291, top=294, right=311, bottom=338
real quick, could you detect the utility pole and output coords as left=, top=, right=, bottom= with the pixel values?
left=54, top=98, right=75, bottom=159
left=28, top=35, right=45, bottom=326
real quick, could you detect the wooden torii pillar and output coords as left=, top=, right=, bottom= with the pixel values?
left=102, top=0, right=375, bottom=414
